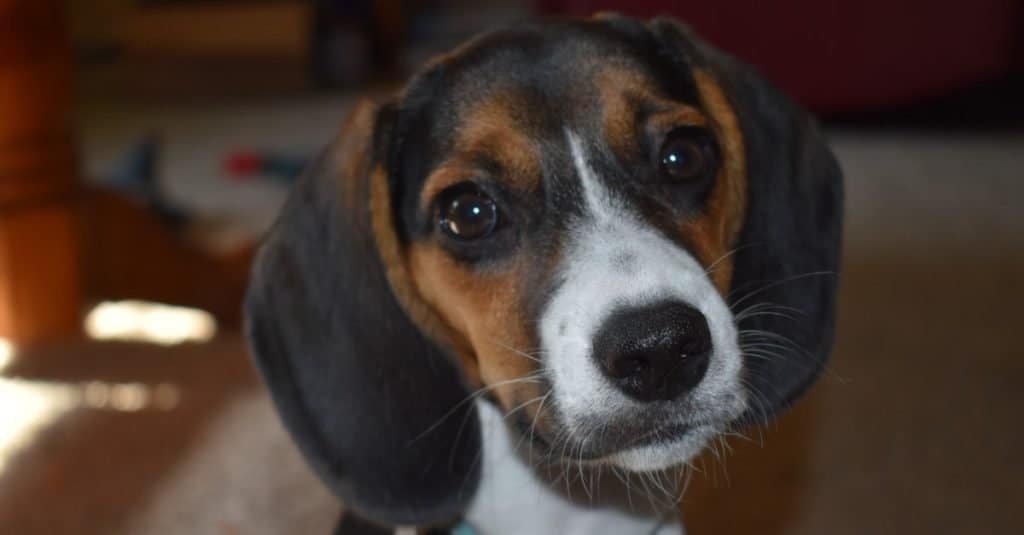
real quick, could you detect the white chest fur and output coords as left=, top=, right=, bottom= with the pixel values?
left=464, top=400, right=683, bottom=535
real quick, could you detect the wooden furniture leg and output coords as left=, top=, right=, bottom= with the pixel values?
left=0, top=0, right=83, bottom=343
left=1, top=2, right=262, bottom=344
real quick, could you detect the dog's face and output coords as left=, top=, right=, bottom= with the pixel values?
left=247, top=15, right=842, bottom=527
left=391, top=22, right=750, bottom=471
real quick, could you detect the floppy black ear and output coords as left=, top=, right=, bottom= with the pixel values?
left=244, top=101, right=480, bottom=527
left=649, top=18, right=844, bottom=421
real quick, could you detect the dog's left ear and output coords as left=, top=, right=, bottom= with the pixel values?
left=647, top=17, right=844, bottom=422
left=244, top=100, right=480, bottom=528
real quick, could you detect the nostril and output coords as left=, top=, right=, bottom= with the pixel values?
left=592, top=300, right=713, bottom=402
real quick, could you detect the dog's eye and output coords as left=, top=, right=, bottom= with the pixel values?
left=439, top=185, right=499, bottom=240
left=658, top=128, right=717, bottom=181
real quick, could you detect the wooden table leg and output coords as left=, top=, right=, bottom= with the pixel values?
left=0, top=0, right=83, bottom=343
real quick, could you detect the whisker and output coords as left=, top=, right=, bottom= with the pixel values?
left=738, top=327, right=804, bottom=344
left=409, top=373, right=544, bottom=444
left=734, top=302, right=805, bottom=319
left=615, top=467, right=635, bottom=510
left=636, top=469, right=658, bottom=515
left=741, top=341, right=800, bottom=354
left=728, top=270, right=837, bottom=309
left=736, top=310, right=803, bottom=323
left=738, top=377, right=775, bottom=426
left=703, top=242, right=758, bottom=275
left=487, top=338, right=547, bottom=363
left=525, top=393, right=551, bottom=464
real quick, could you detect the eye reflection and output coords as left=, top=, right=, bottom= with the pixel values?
left=440, top=186, right=499, bottom=240
left=658, top=128, right=716, bottom=181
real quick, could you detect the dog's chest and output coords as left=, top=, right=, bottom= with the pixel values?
left=464, top=400, right=683, bottom=535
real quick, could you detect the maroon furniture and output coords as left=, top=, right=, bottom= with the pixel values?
left=541, top=0, right=1022, bottom=114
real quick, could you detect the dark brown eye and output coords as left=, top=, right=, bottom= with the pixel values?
left=658, top=129, right=716, bottom=181
left=439, top=186, right=499, bottom=240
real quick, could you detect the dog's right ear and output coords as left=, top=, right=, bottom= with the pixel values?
left=244, top=100, right=481, bottom=528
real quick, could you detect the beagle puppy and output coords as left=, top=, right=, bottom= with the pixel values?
left=246, top=14, right=842, bottom=535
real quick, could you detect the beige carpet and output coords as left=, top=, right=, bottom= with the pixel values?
left=121, top=391, right=339, bottom=535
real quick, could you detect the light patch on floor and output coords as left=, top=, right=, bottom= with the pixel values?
left=0, top=340, right=77, bottom=476
left=85, top=300, right=217, bottom=346
left=0, top=372, right=184, bottom=476
left=80, top=381, right=182, bottom=412
left=0, top=380, right=76, bottom=475
left=0, top=338, right=13, bottom=373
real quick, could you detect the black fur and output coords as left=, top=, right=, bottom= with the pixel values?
left=245, top=106, right=480, bottom=528
left=245, top=14, right=842, bottom=532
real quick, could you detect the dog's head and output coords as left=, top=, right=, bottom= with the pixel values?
left=246, top=14, right=842, bottom=528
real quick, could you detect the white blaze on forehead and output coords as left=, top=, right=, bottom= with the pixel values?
left=536, top=130, right=745, bottom=471
left=567, top=132, right=614, bottom=222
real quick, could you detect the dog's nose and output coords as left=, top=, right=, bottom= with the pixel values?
left=592, top=301, right=712, bottom=402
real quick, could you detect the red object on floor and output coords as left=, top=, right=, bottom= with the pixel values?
left=539, top=0, right=1022, bottom=114
left=225, top=151, right=262, bottom=179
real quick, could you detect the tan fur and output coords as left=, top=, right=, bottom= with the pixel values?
left=319, top=95, right=549, bottom=423
left=332, top=101, right=538, bottom=390
left=369, top=168, right=482, bottom=382
left=404, top=94, right=548, bottom=410
left=683, top=70, right=748, bottom=294
left=333, top=99, right=378, bottom=215
left=407, top=244, right=539, bottom=408
left=599, top=66, right=708, bottom=159
left=420, top=94, right=542, bottom=213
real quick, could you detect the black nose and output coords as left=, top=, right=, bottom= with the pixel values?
left=592, top=301, right=712, bottom=402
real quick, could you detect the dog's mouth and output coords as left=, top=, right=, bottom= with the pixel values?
left=622, top=422, right=694, bottom=449
left=509, top=408, right=714, bottom=466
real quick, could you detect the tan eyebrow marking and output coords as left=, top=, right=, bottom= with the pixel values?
left=418, top=91, right=542, bottom=212
left=598, top=66, right=708, bottom=158
left=418, top=163, right=484, bottom=213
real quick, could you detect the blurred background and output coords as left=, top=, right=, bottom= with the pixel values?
left=0, top=0, right=1021, bottom=533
